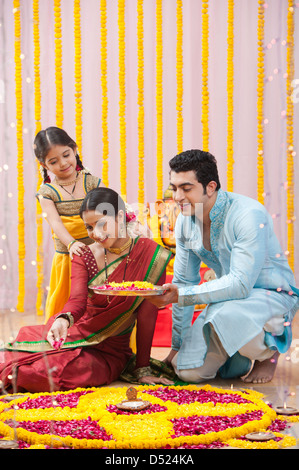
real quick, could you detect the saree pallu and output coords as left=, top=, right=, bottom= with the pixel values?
left=36, top=174, right=101, bottom=321
left=0, top=238, right=172, bottom=392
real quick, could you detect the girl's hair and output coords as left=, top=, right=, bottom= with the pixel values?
left=34, top=126, right=86, bottom=183
left=80, top=187, right=126, bottom=220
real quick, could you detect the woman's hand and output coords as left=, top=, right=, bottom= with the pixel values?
left=138, top=375, right=174, bottom=386
left=69, top=241, right=88, bottom=259
left=47, top=317, right=69, bottom=349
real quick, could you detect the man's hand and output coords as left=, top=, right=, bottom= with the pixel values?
left=145, top=283, right=179, bottom=308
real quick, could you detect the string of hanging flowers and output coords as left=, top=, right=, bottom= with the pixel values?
left=14, top=0, right=25, bottom=312
left=226, top=0, right=234, bottom=192
left=137, top=0, right=145, bottom=215
left=176, top=0, right=183, bottom=154
left=100, top=0, right=109, bottom=186
left=54, top=0, right=63, bottom=128
left=156, top=0, right=163, bottom=200
left=33, top=0, right=44, bottom=316
left=118, top=0, right=127, bottom=200
left=201, top=0, right=209, bottom=151
left=74, top=0, right=83, bottom=157
left=257, top=0, right=265, bottom=204
left=286, top=0, right=295, bottom=271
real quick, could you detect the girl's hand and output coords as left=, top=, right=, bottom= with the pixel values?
left=47, top=318, right=69, bottom=349
left=138, top=375, right=174, bottom=386
left=69, top=241, right=88, bottom=259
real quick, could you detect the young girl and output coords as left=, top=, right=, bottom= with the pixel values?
left=35, top=127, right=103, bottom=320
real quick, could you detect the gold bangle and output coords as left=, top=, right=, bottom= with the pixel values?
left=67, top=240, right=77, bottom=251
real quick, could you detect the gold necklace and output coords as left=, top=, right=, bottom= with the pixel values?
left=106, top=237, right=132, bottom=254
left=54, top=172, right=80, bottom=186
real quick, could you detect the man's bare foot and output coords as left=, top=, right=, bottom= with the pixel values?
left=242, top=351, right=279, bottom=384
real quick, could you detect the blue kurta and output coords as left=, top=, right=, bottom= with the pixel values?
left=172, top=189, right=299, bottom=376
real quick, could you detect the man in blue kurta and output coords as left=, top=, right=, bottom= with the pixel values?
left=147, top=149, right=298, bottom=384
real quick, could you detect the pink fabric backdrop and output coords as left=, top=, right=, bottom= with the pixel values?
left=0, top=0, right=298, bottom=311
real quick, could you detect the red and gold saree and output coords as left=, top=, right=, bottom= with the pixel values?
left=0, top=238, right=172, bottom=392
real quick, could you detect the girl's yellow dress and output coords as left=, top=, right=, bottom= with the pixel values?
left=36, top=173, right=101, bottom=321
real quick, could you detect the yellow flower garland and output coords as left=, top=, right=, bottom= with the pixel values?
left=100, top=0, right=109, bottom=186
left=201, top=0, right=209, bottom=151
left=74, top=0, right=83, bottom=157
left=257, top=0, right=265, bottom=205
left=137, top=0, right=145, bottom=214
left=226, top=0, right=234, bottom=192
left=156, top=0, right=163, bottom=200
left=33, top=0, right=44, bottom=316
left=286, top=0, right=295, bottom=271
left=14, top=0, right=25, bottom=312
left=54, top=0, right=63, bottom=128
left=0, top=385, right=297, bottom=450
left=118, top=0, right=127, bottom=201
left=176, top=0, right=183, bottom=154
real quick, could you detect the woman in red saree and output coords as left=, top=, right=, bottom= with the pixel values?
left=0, top=188, right=173, bottom=393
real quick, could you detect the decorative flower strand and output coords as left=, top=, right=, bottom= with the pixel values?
left=201, top=0, right=209, bottom=151
left=54, top=0, right=63, bottom=128
left=33, top=0, right=44, bottom=316
left=257, top=0, right=265, bottom=204
left=176, top=0, right=183, bottom=153
left=137, top=0, right=145, bottom=219
left=226, top=0, right=234, bottom=192
left=100, top=0, right=109, bottom=186
left=14, top=0, right=25, bottom=312
left=74, top=0, right=83, bottom=158
left=156, top=0, right=163, bottom=200
left=118, top=0, right=127, bottom=201
left=0, top=385, right=297, bottom=449
left=286, top=0, right=295, bottom=271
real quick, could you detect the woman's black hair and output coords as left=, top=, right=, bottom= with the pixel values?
left=169, top=149, right=221, bottom=192
left=33, top=126, right=85, bottom=182
left=80, top=187, right=126, bottom=219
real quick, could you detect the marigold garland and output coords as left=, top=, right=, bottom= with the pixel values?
left=257, top=0, right=265, bottom=204
left=118, top=0, right=127, bottom=201
left=201, top=0, right=209, bottom=151
left=100, top=0, right=109, bottom=186
left=137, top=0, right=145, bottom=216
left=14, top=0, right=25, bottom=312
left=54, top=0, right=63, bottom=128
left=176, top=0, right=183, bottom=154
left=33, top=0, right=44, bottom=316
left=0, top=385, right=297, bottom=449
left=156, top=0, right=163, bottom=200
left=74, top=0, right=83, bottom=157
left=286, top=0, right=295, bottom=271
left=226, top=0, right=234, bottom=192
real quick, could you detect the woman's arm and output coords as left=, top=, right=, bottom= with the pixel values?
left=39, top=196, right=88, bottom=258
